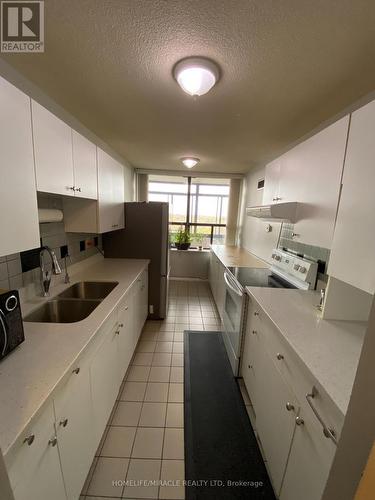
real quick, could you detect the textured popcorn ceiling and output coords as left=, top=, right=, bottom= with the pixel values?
left=2, top=0, right=375, bottom=173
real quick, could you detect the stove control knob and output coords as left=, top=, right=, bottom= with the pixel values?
left=275, top=255, right=281, bottom=261
left=294, top=264, right=300, bottom=271
left=299, top=267, right=307, bottom=274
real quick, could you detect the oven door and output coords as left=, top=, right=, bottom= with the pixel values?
left=222, top=271, right=245, bottom=376
left=0, top=308, right=8, bottom=358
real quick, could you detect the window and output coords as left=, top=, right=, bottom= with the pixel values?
left=148, top=175, right=230, bottom=247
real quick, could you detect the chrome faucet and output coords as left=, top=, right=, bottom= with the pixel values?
left=40, top=246, right=62, bottom=297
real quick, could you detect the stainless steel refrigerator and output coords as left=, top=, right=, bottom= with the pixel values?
left=102, top=202, right=170, bottom=319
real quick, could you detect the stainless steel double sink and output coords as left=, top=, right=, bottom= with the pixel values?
left=24, top=281, right=119, bottom=323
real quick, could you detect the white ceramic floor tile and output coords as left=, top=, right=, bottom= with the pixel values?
left=166, top=404, right=184, bottom=428
left=144, top=382, right=169, bottom=402
left=163, top=429, right=184, bottom=459
left=132, top=352, right=153, bottom=366
left=137, top=341, right=157, bottom=353
left=159, top=460, right=185, bottom=499
left=139, top=402, right=167, bottom=427
left=170, top=366, right=184, bottom=383
left=100, top=426, right=136, bottom=458
left=87, top=457, right=129, bottom=497
left=148, top=366, right=170, bottom=383
left=111, top=401, right=142, bottom=427
left=173, top=332, right=184, bottom=342
left=123, top=459, right=161, bottom=499
left=159, top=323, right=175, bottom=332
left=171, top=353, right=184, bottom=367
left=152, top=352, right=172, bottom=367
left=132, top=427, right=164, bottom=459
left=172, top=342, right=184, bottom=353
left=141, top=330, right=159, bottom=341
left=155, top=341, right=173, bottom=353
left=168, top=383, right=184, bottom=403
left=126, top=365, right=151, bottom=382
left=157, top=331, right=175, bottom=342
left=120, top=382, right=147, bottom=402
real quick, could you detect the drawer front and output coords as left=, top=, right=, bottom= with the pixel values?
left=5, top=402, right=57, bottom=490
left=251, top=299, right=344, bottom=438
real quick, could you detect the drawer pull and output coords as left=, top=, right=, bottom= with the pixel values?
left=119, top=323, right=124, bottom=328
left=252, top=330, right=257, bottom=335
left=72, top=367, right=80, bottom=375
left=23, top=434, right=35, bottom=446
left=295, top=416, right=304, bottom=426
left=285, top=402, right=295, bottom=412
left=276, top=353, right=284, bottom=360
left=115, top=330, right=120, bottom=335
left=59, top=418, right=68, bottom=428
left=254, top=312, right=259, bottom=317
left=125, top=306, right=129, bottom=311
left=306, top=386, right=338, bottom=446
left=48, top=436, right=58, bottom=447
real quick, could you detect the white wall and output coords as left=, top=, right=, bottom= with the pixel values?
left=170, top=250, right=209, bottom=279
left=239, top=167, right=281, bottom=263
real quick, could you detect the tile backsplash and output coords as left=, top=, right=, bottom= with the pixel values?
left=278, top=223, right=330, bottom=284
left=0, top=194, right=102, bottom=292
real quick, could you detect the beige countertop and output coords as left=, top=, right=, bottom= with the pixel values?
left=210, top=244, right=268, bottom=269
left=245, top=287, right=367, bottom=416
left=0, top=256, right=149, bottom=455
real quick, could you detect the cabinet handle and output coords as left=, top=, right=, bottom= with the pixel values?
left=67, top=186, right=75, bottom=191
left=295, top=416, right=304, bottom=426
left=306, top=386, right=338, bottom=445
left=252, top=329, right=257, bottom=335
left=291, top=232, right=300, bottom=238
left=23, top=434, right=35, bottom=446
left=75, top=187, right=82, bottom=192
left=125, top=306, right=129, bottom=311
left=118, top=323, right=124, bottom=328
left=112, top=224, right=119, bottom=228
left=115, top=330, right=120, bottom=335
left=59, top=418, right=68, bottom=428
left=48, top=436, right=58, bottom=447
left=72, top=367, right=80, bottom=375
left=276, top=353, right=284, bottom=360
left=254, top=312, right=259, bottom=317
left=285, top=402, right=295, bottom=412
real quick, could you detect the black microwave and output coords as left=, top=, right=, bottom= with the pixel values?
left=0, top=290, right=25, bottom=361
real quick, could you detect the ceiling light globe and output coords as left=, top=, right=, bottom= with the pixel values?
left=181, top=157, right=200, bottom=169
left=174, top=57, right=219, bottom=96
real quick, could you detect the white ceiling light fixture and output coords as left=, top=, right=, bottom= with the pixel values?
left=174, top=57, right=220, bottom=96
left=181, top=157, right=200, bottom=169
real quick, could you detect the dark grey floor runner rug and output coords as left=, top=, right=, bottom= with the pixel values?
left=184, top=331, right=276, bottom=500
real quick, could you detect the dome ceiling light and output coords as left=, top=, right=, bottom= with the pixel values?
left=173, top=57, right=220, bottom=96
left=181, top=157, right=200, bottom=169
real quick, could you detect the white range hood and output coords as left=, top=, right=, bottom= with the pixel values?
left=246, top=202, right=298, bottom=223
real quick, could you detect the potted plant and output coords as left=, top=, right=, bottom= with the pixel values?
left=174, top=228, right=191, bottom=250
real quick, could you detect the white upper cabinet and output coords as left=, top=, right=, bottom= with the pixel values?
left=288, top=116, right=349, bottom=248
left=72, top=130, right=97, bottom=200
left=328, top=100, right=375, bottom=294
left=263, top=116, right=349, bottom=248
left=0, top=77, right=40, bottom=257
left=97, top=148, right=125, bottom=233
left=32, top=100, right=75, bottom=196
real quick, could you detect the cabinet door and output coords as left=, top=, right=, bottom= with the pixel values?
left=280, top=408, right=336, bottom=500
left=7, top=404, right=66, bottom=500
left=263, top=160, right=280, bottom=204
left=54, top=365, right=95, bottom=500
left=140, top=270, right=149, bottom=326
left=255, top=343, right=298, bottom=495
left=328, top=101, right=375, bottom=294
left=117, top=292, right=134, bottom=383
left=32, top=100, right=74, bottom=196
left=216, top=263, right=226, bottom=320
left=289, top=116, right=349, bottom=248
left=0, top=76, right=40, bottom=257
left=97, top=148, right=125, bottom=233
left=90, top=324, right=121, bottom=443
left=72, top=130, right=97, bottom=200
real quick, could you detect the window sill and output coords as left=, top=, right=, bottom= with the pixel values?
left=170, top=247, right=211, bottom=253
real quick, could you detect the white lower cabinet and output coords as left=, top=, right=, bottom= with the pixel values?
left=5, top=403, right=66, bottom=500
left=241, top=298, right=340, bottom=499
left=116, top=292, right=135, bottom=384
left=208, top=252, right=226, bottom=319
left=54, top=364, right=95, bottom=500
left=90, top=320, right=122, bottom=444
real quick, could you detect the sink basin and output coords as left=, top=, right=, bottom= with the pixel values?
left=24, top=299, right=101, bottom=323
left=57, top=281, right=118, bottom=300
